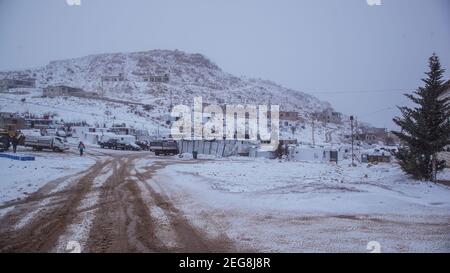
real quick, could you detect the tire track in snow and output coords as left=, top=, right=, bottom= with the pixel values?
left=53, top=162, right=115, bottom=253
left=0, top=158, right=113, bottom=252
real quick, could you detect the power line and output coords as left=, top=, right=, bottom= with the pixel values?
left=359, top=106, right=397, bottom=118
left=306, top=88, right=414, bottom=95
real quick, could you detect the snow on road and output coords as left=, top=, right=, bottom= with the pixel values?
left=54, top=162, right=114, bottom=253
left=151, top=158, right=450, bottom=252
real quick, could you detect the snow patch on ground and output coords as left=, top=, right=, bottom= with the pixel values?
left=0, top=206, right=15, bottom=219
left=152, top=158, right=450, bottom=252
left=133, top=177, right=179, bottom=249
left=0, top=148, right=95, bottom=205
left=54, top=210, right=96, bottom=253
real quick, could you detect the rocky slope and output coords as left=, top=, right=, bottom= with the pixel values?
left=0, top=50, right=331, bottom=113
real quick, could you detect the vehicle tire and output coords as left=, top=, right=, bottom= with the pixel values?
left=53, top=147, right=61, bottom=152
left=155, top=151, right=159, bottom=156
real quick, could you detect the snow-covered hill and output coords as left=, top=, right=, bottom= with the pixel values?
left=0, top=49, right=347, bottom=141
left=0, top=50, right=331, bottom=110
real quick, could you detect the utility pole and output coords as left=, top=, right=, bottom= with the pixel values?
left=169, top=87, right=173, bottom=109
left=101, top=78, right=105, bottom=98
left=312, top=119, right=315, bottom=146
left=350, top=115, right=354, bottom=166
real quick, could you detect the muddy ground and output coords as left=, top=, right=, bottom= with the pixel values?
left=0, top=152, right=236, bottom=253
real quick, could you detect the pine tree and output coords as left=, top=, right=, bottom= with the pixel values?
left=392, top=53, right=450, bottom=181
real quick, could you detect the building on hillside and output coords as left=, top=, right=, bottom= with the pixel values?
left=101, top=73, right=126, bottom=82
left=279, top=111, right=299, bottom=127
left=43, top=85, right=96, bottom=98
left=24, top=118, right=54, bottom=129
left=312, top=108, right=342, bottom=124
left=0, top=79, right=36, bottom=91
left=356, top=127, right=388, bottom=145
left=384, top=131, right=400, bottom=146
left=142, top=73, right=169, bottom=83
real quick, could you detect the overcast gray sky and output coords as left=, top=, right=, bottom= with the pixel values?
left=0, top=0, right=449, bottom=129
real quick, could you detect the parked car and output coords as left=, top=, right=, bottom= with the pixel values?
left=99, top=139, right=127, bottom=150
left=99, top=139, right=141, bottom=151
left=136, top=140, right=150, bottom=150
left=98, top=139, right=118, bottom=149
left=24, top=136, right=69, bottom=152
left=149, top=140, right=179, bottom=155
left=125, top=142, right=141, bottom=151
left=46, top=128, right=67, bottom=137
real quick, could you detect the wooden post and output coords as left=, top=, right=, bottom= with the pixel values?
left=350, top=115, right=354, bottom=166
left=222, top=141, right=226, bottom=157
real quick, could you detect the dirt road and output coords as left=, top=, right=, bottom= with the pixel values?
left=0, top=153, right=236, bottom=253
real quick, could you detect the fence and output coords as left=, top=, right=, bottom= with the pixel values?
left=178, top=140, right=249, bottom=157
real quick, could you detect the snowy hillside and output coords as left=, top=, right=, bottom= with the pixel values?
left=0, top=49, right=344, bottom=139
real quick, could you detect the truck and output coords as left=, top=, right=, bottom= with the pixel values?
left=149, top=140, right=179, bottom=155
left=0, top=128, right=25, bottom=152
left=24, top=136, right=69, bottom=152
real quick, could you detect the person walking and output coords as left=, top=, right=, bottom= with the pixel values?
left=11, top=136, right=18, bottom=153
left=78, top=141, right=85, bottom=156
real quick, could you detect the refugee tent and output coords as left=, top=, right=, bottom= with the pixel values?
left=290, top=146, right=342, bottom=163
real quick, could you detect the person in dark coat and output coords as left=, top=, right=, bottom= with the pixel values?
left=78, top=141, right=85, bottom=156
left=11, top=136, right=18, bottom=153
